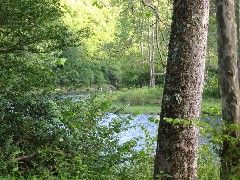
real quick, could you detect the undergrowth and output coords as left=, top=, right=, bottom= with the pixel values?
left=1, top=89, right=238, bottom=179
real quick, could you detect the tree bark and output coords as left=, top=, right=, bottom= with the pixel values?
left=216, top=0, right=240, bottom=178
left=216, top=0, right=240, bottom=125
left=236, top=0, right=240, bottom=59
left=236, top=0, right=240, bottom=82
left=154, top=0, right=209, bottom=179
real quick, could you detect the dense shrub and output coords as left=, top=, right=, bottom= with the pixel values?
left=59, top=47, right=121, bottom=88
left=197, top=115, right=240, bottom=179
left=198, top=143, right=220, bottom=179
left=0, top=93, right=155, bottom=179
left=203, top=66, right=220, bottom=99
left=1, top=90, right=239, bottom=179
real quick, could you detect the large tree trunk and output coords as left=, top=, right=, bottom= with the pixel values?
left=236, top=0, right=240, bottom=62
left=216, top=0, right=240, bottom=178
left=236, top=0, right=240, bottom=81
left=154, top=0, right=209, bottom=179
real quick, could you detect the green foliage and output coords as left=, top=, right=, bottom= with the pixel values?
left=203, top=2, right=219, bottom=99
left=199, top=116, right=240, bottom=179
left=0, top=54, right=58, bottom=98
left=118, top=125, right=156, bottom=180
left=0, top=94, right=155, bottom=179
left=112, top=102, right=160, bottom=114
left=0, top=0, right=157, bottom=179
left=0, top=0, right=233, bottom=179
left=163, top=117, right=192, bottom=125
left=202, top=99, right=222, bottom=116
left=0, top=0, right=78, bottom=54
left=59, top=47, right=121, bottom=87
left=203, top=65, right=220, bottom=99
left=198, top=144, right=220, bottom=180
left=121, top=63, right=150, bottom=88
left=203, top=77, right=220, bottom=99
left=114, top=87, right=163, bottom=106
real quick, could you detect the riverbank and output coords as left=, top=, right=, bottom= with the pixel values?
left=111, top=98, right=221, bottom=115
left=110, top=87, right=221, bottom=116
left=111, top=102, right=160, bottom=114
left=58, top=86, right=222, bottom=116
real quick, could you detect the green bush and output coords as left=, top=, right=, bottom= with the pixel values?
left=203, top=72, right=220, bottom=99
left=197, top=115, right=240, bottom=179
left=59, top=47, right=121, bottom=88
left=0, top=93, right=155, bottom=179
left=198, top=143, right=220, bottom=180
left=121, top=64, right=149, bottom=88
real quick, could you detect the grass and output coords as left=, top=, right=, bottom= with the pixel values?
left=110, top=87, right=162, bottom=114
left=202, top=98, right=222, bottom=116
left=112, top=98, right=221, bottom=115
left=111, top=102, right=160, bottom=114
left=111, top=86, right=221, bottom=115
left=113, top=87, right=163, bottom=106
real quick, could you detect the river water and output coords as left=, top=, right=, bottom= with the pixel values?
left=62, top=93, right=220, bottom=151
left=103, top=113, right=221, bottom=152
left=104, top=113, right=158, bottom=148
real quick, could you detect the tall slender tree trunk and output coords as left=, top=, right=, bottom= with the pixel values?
left=150, top=19, right=156, bottom=88
left=148, top=17, right=155, bottom=88
left=154, top=0, right=210, bottom=179
left=142, top=0, right=157, bottom=88
left=216, top=0, right=240, bottom=178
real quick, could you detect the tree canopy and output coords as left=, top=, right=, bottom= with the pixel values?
left=0, top=0, right=79, bottom=54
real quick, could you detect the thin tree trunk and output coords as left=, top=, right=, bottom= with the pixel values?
left=142, top=0, right=157, bottom=88
left=151, top=19, right=156, bottom=88
left=140, top=16, right=145, bottom=87
left=154, top=0, right=210, bottom=179
left=140, top=3, right=145, bottom=68
left=147, top=17, right=154, bottom=88
left=141, top=41, right=144, bottom=66
left=216, top=0, right=240, bottom=178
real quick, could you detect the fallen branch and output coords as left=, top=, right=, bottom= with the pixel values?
left=15, top=152, right=39, bottom=161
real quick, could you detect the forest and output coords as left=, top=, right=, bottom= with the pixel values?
left=0, top=0, right=239, bottom=179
